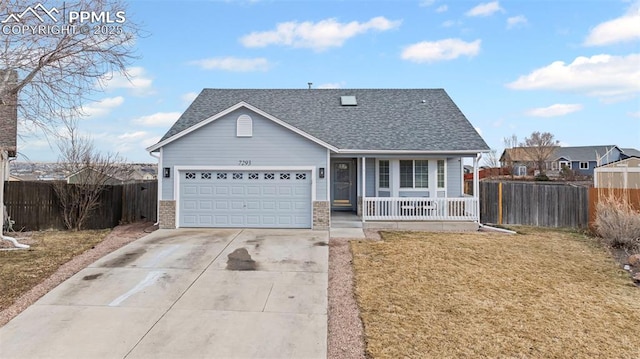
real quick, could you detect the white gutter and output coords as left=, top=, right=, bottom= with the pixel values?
left=149, top=151, right=160, bottom=226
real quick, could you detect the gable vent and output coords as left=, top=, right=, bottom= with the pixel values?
left=340, top=96, right=357, bottom=106
left=237, top=114, right=253, bottom=137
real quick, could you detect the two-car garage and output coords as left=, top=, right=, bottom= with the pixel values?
left=178, top=169, right=312, bottom=228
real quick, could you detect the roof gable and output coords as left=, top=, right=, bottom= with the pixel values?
left=149, top=89, right=489, bottom=153
left=147, top=102, right=337, bottom=152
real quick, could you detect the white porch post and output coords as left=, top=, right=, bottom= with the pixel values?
left=362, top=156, right=366, bottom=222
left=473, top=153, right=481, bottom=222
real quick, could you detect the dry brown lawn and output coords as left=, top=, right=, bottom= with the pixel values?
left=0, top=230, right=109, bottom=311
left=351, top=228, right=640, bottom=358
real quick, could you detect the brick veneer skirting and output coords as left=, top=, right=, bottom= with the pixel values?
left=159, top=200, right=176, bottom=229
left=312, top=201, right=330, bottom=230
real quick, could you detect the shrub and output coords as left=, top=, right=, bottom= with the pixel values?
left=534, top=174, right=550, bottom=181
left=594, top=193, right=640, bottom=252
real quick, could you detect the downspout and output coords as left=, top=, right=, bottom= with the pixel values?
left=149, top=151, right=160, bottom=226
left=474, top=153, right=482, bottom=223
left=0, top=150, right=29, bottom=250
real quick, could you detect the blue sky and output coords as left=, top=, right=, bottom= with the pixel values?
left=17, top=0, right=640, bottom=163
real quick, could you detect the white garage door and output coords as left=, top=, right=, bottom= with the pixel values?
left=179, top=170, right=312, bottom=228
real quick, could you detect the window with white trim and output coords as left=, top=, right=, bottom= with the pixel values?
left=579, top=162, right=589, bottom=170
left=400, top=160, right=429, bottom=188
left=378, top=160, right=389, bottom=188
left=236, top=114, right=253, bottom=137
left=437, top=160, right=445, bottom=188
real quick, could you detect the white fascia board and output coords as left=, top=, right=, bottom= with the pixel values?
left=146, top=102, right=338, bottom=153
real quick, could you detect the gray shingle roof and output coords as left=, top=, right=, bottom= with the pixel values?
left=621, top=148, right=640, bottom=157
left=553, top=145, right=619, bottom=162
left=157, top=89, right=489, bottom=152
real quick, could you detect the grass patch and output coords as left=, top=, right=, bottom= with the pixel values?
left=351, top=229, right=640, bottom=358
left=0, top=230, right=110, bottom=311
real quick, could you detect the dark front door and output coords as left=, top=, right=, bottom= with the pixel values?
left=332, top=160, right=355, bottom=211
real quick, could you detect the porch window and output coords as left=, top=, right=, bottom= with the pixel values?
left=437, top=160, right=445, bottom=188
left=378, top=160, right=389, bottom=188
left=400, top=160, right=429, bottom=188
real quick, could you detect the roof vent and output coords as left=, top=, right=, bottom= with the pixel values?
left=340, top=96, right=357, bottom=106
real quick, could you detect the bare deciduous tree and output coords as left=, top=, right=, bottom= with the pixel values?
left=1, top=0, right=141, bottom=131
left=502, top=134, right=519, bottom=179
left=0, top=0, right=141, bottom=242
left=482, top=149, right=500, bottom=179
left=520, top=131, right=559, bottom=176
left=53, top=120, right=132, bottom=231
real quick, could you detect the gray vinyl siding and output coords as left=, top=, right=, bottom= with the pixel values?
left=161, top=108, right=328, bottom=201
left=447, top=157, right=462, bottom=197
left=366, top=158, right=375, bottom=197
left=399, top=191, right=430, bottom=197
left=378, top=191, right=391, bottom=197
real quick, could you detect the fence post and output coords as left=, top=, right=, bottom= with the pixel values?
left=498, top=182, right=503, bottom=225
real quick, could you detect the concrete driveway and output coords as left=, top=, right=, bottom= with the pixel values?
left=0, top=228, right=328, bottom=359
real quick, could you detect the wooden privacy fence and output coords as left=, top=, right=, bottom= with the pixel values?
left=479, top=181, right=589, bottom=228
left=3, top=181, right=157, bottom=231
left=588, top=188, right=640, bottom=232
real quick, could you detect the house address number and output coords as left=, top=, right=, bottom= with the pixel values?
left=238, top=160, right=252, bottom=166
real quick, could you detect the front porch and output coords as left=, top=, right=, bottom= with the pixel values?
left=328, top=154, right=482, bottom=227
left=330, top=208, right=479, bottom=232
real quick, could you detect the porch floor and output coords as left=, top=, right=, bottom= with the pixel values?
left=330, top=211, right=362, bottom=228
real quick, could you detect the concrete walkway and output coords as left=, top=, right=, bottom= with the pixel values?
left=0, top=229, right=328, bottom=359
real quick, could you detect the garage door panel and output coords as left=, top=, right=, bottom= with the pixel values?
left=199, top=201, right=213, bottom=210
left=180, top=170, right=311, bottom=228
left=183, top=200, right=197, bottom=210
left=199, top=186, right=213, bottom=195
left=183, top=186, right=197, bottom=195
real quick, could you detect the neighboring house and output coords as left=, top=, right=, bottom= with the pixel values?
left=550, top=146, right=621, bottom=176
left=499, top=147, right=540, bottom=176
left=621, top=148, right=640, bottom=160
left=147, top=89, right=489, bottom=230
left=131, top=168, right=156, bottom=181
left=501, top=145, right=624, bottom=177
left=594, top=156, right=640, bottom=189
left=66, top=167, right=125, bottom=185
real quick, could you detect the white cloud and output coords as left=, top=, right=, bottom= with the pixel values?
left=112, top=131, right=161, bottom=155
left=466, top=1, right=504, bottom=17
left=506, top=54, right=640, bottom=99
left=401, top=38, right=481, bottom=63
left=525, top=104, right=584, bottom=117
left=442, top=20, right=459, bottom=27
left=81, top=96, right=124, bottom=117
left=436, top=5, right=448, bottom=13
left=181, top=92, right=199, bottom=104
left=118, top=131, right=148, bottom=141
left=240, top=16, right=402, bottom=51
left=132, top=112, right=181, bottom=127
left=419, top=0, right=436, bottom=6
left=100, top=67, right=154, bottom=96
left=317, top=82, right=345, bottom=89
left=628, top=111, right=640, bottom=118
left=584, top=3, right=640, bottom=46
left=507, top=15, right=528, bottom=29
left=189, top=57, right=270, bottom=72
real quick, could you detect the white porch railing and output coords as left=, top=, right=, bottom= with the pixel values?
left=363, top=197, right=479, bottom=221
